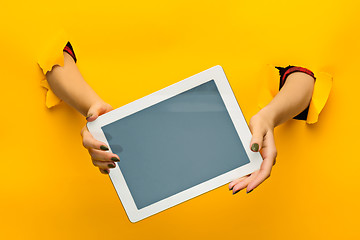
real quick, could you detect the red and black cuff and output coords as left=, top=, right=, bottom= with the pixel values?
left=275, top=65, right=316, bottom=121
left=63, top=41, right=77, bottom=63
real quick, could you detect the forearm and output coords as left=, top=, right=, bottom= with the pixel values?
left=46, top=52, right=103, bottom=116
left=259, top=72, right=315, bottom=128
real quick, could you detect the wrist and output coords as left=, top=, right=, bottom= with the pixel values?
left=257, top=106, right=277, bottom=129
left=89, top=99, right=112, bottom=111
left=85, top=100, right=113, bottom=119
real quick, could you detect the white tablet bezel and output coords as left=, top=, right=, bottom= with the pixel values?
left=87, top=65, right=262, bottom=222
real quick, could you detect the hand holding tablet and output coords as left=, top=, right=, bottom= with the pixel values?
left=81, top=101, right=120, bottom=174
left=87, top=66, right=263, bottom=222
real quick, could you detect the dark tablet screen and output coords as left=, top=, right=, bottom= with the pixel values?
left=102, top=80, right=250, bottom=209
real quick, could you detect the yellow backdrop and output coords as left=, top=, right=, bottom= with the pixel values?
left=1, top=0, right=359, bottom=239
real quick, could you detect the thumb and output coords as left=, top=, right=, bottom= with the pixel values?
left=249, top=128, right=264, bottom=152
left=86, top=102, right=113, bottom=122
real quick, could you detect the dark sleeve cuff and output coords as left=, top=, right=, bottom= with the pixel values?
left=275, top=65, right=316, bottom=121
left=63, top=41, right=77, bottom=63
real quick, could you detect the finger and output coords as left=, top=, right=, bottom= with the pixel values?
left=99, top=168, right=110, bottom=174
left=249, top=129, right=264, bottom=152
left=81, top=127, right=109, bottom=151
left=246, top=130, right=277, bottom=193
left=92, top=160, right=117, bottom=169
left=246, top=155, right=275, bottom=193
left=232, top=173, right=257, bottom=194
left=89, top=148, right=120, bottom=162
left=229, top=175, right=249, bottom=190
left=86, top=102, right=113, bottom=122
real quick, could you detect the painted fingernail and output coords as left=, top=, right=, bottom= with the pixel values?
left=100, top=145, right=109, bottom=151
left=86, top=113, right=93, bottom=121
left=233, top=190, right=240, bottom=195
left=251, top=143, right=259, bottom=152
left=103, top=169, right=109, bottom=174
left=111, top=157, right=120, bottom=162
left=247, top=189, right=253, bottom=194
left=108, top=164, right=115, bottom=168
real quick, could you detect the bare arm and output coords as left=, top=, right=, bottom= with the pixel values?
left=46, top=52, right=103, bottom=117
left=45, top=52, right=118, bottom=174
left=259, top=72, right=315, bottom=128
left=229, top=71, right=315, bottom=194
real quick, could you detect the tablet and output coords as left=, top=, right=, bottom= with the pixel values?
left=87, top=65, right=262, bottom=222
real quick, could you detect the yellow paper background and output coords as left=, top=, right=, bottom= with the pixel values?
left=0, top=1, right=359, bottom=239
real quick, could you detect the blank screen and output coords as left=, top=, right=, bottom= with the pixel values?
left=102, top=80, right=250, bottom=209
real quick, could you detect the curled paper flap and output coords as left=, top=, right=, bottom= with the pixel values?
left=306, top=71, right=333, bottom=124
left=40, top=79, right=62, bottom=108
left=37, top=30, right=68, bottom=108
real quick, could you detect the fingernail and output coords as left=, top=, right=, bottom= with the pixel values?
left=233, top=190, right=240, bottom=195
left=111, top=157, right=120, bottom=162
left=229, top=187, right=233, bottom=191
left=108, top=164, right=115, bottom=168
left=103, top=169, right=109, bottom=174
left=247, top=189, right=253, bottom=194
left=86, top=113, right=93, bottom=120
left=100, top=145, right=109, bottom=151
left=251, top=143, right=259, bottom=152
